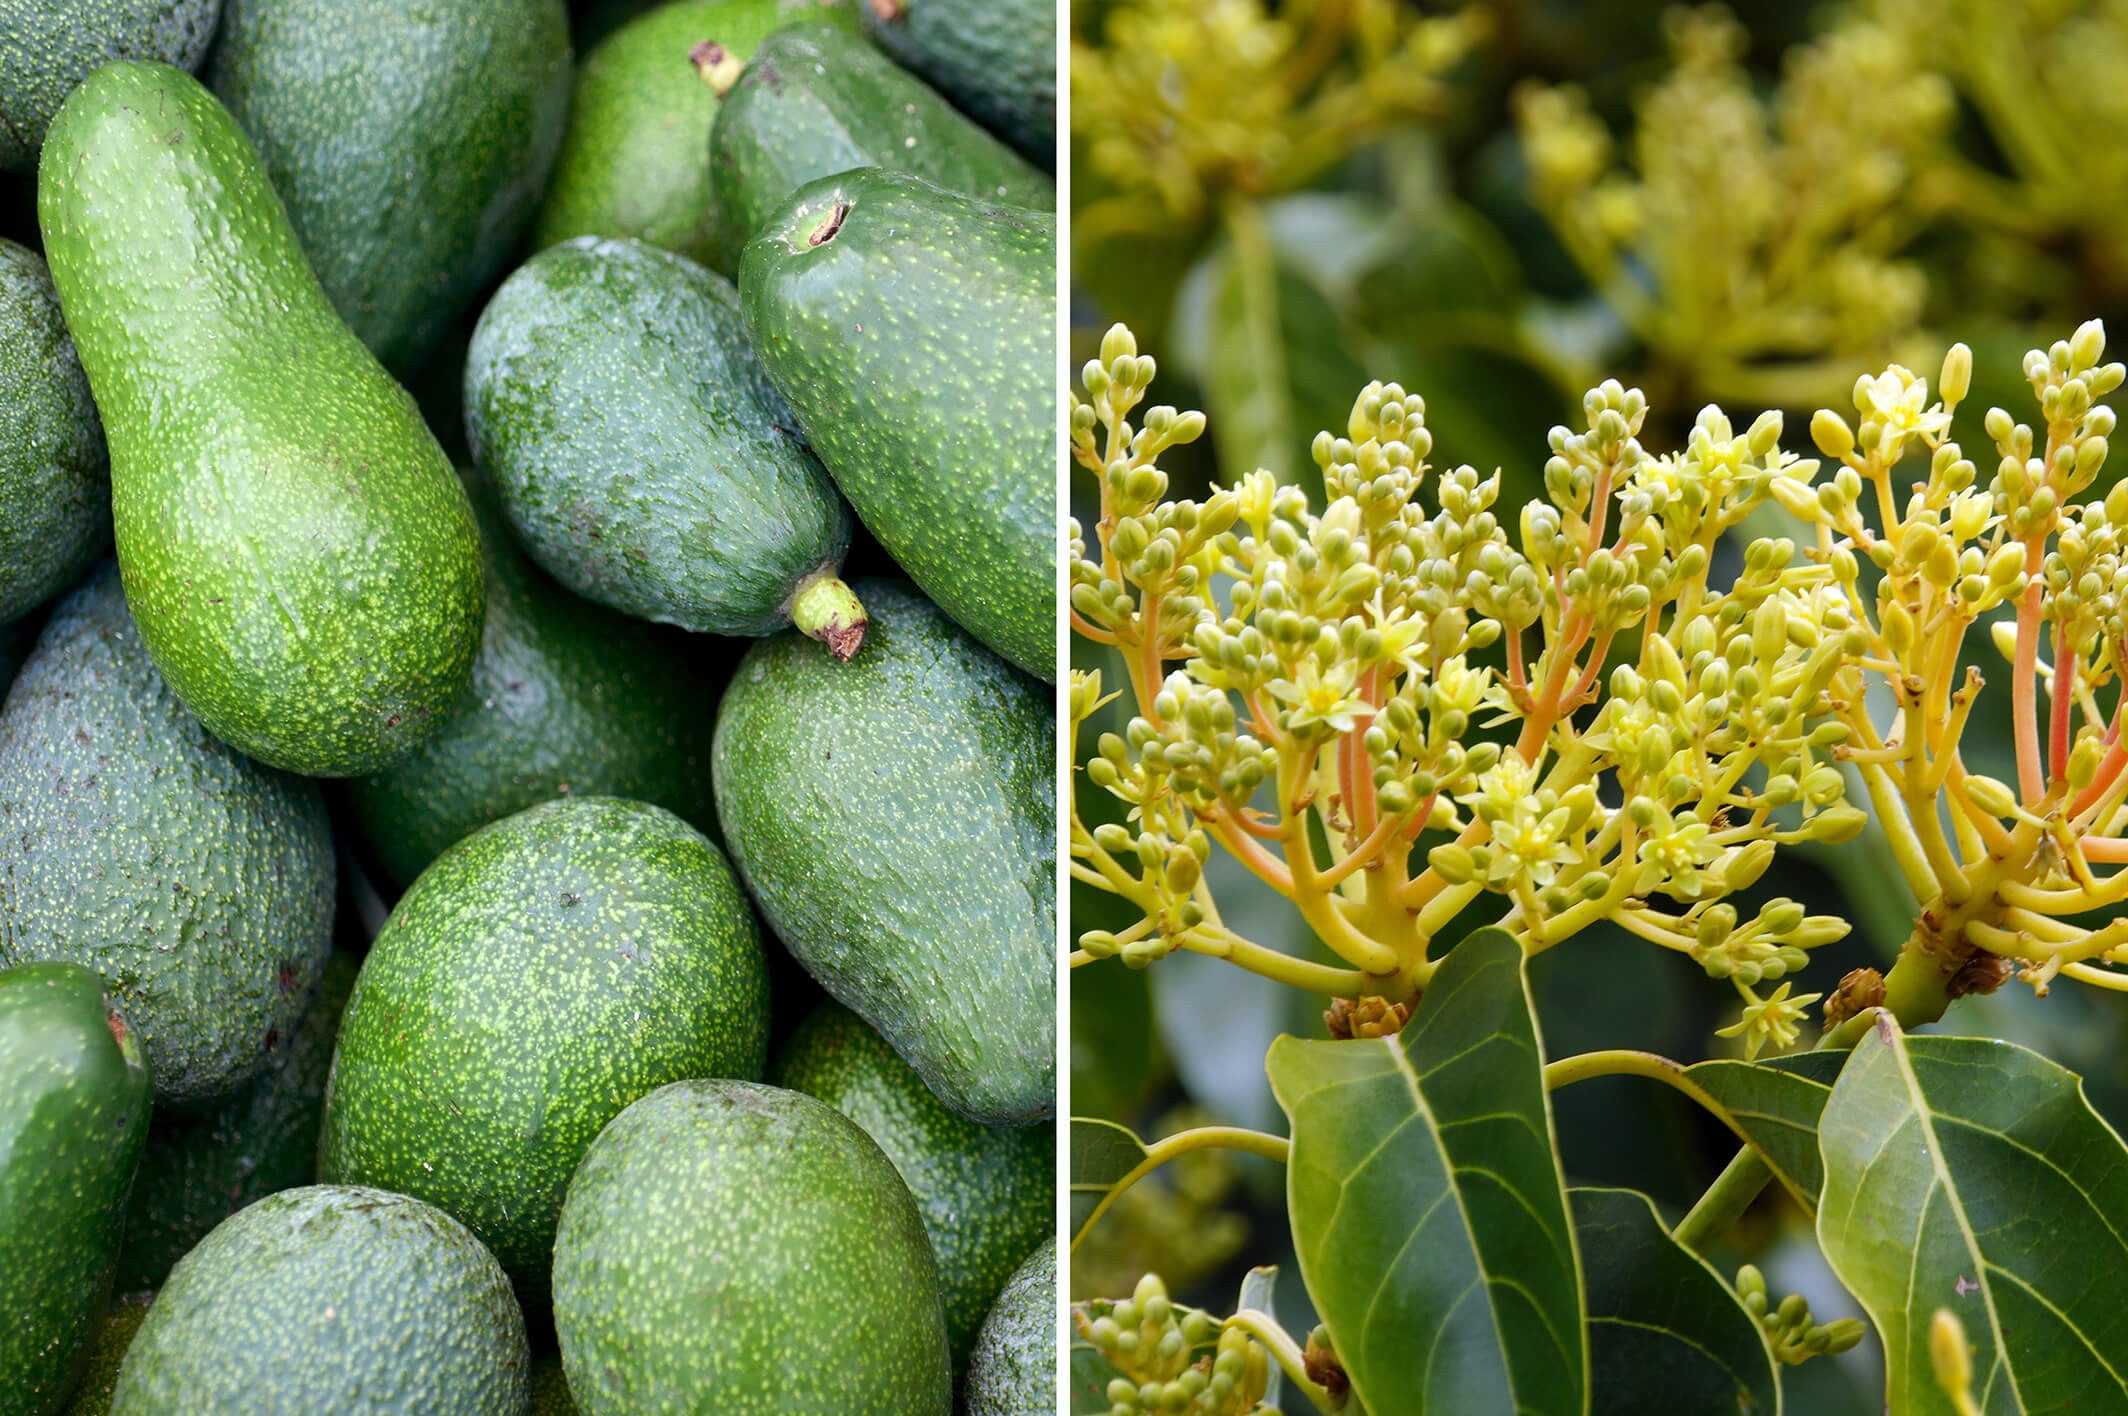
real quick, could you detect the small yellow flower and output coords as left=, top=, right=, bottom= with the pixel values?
left=1266, top=659, right=1367, bottom=734
left=1716, top=983, right=1823, bottom=1059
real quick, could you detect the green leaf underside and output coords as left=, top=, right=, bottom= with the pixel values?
left=1070, top=1116, right=1151, bottom=1240
left=1572, top=1187, right=1780, bottom=1416
left=1688, top=1050, right=1847, bottom=1210
left=1816, top=1018, right=2128, bottom=1414
left=1266, top=927, right=1586, bottom=1416
left=1236, top=1265, right=1284, bottom=1408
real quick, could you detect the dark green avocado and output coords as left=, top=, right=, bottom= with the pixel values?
left=0, top=238, right=107, bottom=624
left=0, top=0, right=220, bottom=172
left=964, top=1242, right=1055, bottom=1416
left=862, top=0, right=1054, bottom=165
left=58, top=1292, right=151, bottom=1416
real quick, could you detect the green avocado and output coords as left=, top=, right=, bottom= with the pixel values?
left=532, top=0, right=857, bottom=266
left=862, top=0, right=1054, bottom=165
left=0, top=564, right=335, bottom=1106
left=58, top=1292, right=151, bottom=1416
left=712, top=580, right=1054, bottom=1126
left=964, top=1243, right=1056, bottom=1416
left=208, top=0, right=572, bottom=375
left=36, top=62, right=484, bottom=777
left=466, top=236, right=864, bottom=654
left=0, top=0, right=220, bottom=172
left=0, top=962, right=151, bottom=1416
left=0, top=238, right=107, bottom=623
left=551, top=1079, right=951, bottom=1413
left=528, top=1355, right=578, bottom=1416
left=772, top=1001, right=1054, bottom=1371
left=348, top=469, right=724, bottom=886
left=107, top=1185, right=529, bottom=1415
left=320, top=796, right=769, bottom=1307
left=740, top=170, right=1054, bottom=680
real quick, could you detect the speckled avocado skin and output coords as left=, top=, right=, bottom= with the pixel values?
left=0, top=961, right=151, bottom=1416
left=772, top=1001, right=1053, bottom=1371
left=114, top=951, right=354, bottom=1291
left=36, top=62, right=484, bottom=777
left=863, top=0, right=1054, bottom=165
left=964, top=1242, right=1055, bottom=1416
left=0, top=0, right=220, bottom=171
left=348, top=469, right=723, bottom=886
left=0, top=565, right=335, bottom=1106
left=712, top=580, right=1054, bottom=1125
left=0, top=239, right=108, bottom=623
left=740, top=171, right=1055, bottom=680
left=532, top=0, right=858, bottom=265
left=107, top=1185, right=529, bottom=1415
left=552, top=1079, right=951, bottom=1414
left=319, top=796, right=769, bottom=1307
left=467, top=236, right=852, bottom=637
left=528, top=1355, right=578, bottom=1416
left=209, top=0, right=572, bottom=374
left=58, top=1292, right=151, bottom=1416
left=708, top=24, right=1050, bottom=271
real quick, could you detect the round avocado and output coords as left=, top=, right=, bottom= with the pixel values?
left=964, top=1242, right=1055, bottom=1416
left=0, top=238, right=107, bottom=623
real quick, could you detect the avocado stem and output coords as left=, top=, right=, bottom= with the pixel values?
left=690, top=40, right=744, bottom=97
left=790, top=571, right=868, bottom=661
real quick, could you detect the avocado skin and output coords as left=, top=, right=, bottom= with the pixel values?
left=0, top=564, right=335, bottom=1106
left=36, top=62, right=484, bottom=778
left=862, top=0, right=1054, bottom=165
left=740, top=170, right=1055, bottom=680
left=0, top=961, right=151, bottom=1416
left=532, top=0, right=857, bottom=266
left=709, top=24, right=1050, bottom=271
left=528, top=1355, right=578, bottom=1415
left=713, top=580, right=1054, bottom=1126
left=0, top=0, right=219, bottom=171
left=319, top=796, right=769, bottom=1308
left=208, top=0, right=572, bottom=375
left=772, top=1002, right=1054, bottom=1371
left=112, top=952, right=355, bottom=1291
left=107, top=1185, right=529, bottom=1415
left=0, top=239, right=107, bottom=623
left=552, top=1079, right=951, bottom=1414
left=348, top=469, right=723, bottom=886
left=964, top=1243, right=1056, bottom=1416
left=57, top=1292, right=151, bottom=1416
left=467, top=236, right=851, bottom=638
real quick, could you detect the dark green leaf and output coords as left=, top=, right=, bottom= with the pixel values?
left=1266, top=927, right=1586, bottom=1416
left=1817, top=1017, right=2128, bottom=1413
left=1573, top=1187, right=1780, bottom=1416
left=1069, top=1336, right=1127, bottom=1415
left=1687, top=1050, right=1848, bottom=1210
left=1070, top=1117, right=1150, bottom=1242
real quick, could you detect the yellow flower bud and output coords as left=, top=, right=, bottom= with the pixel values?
left=1962, top=775, right=2019, bottom=819
left=1811, top=408, right=1856, bottom=461
left=1930, top=1309, right=1972, bottom=1399
left=1940, top=342, right=1973, bottom=407
left=1809, top=806, right=1868, bottom=844
left=1881, top=599, right=1916, bottom=658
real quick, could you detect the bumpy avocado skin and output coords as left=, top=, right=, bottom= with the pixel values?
left=532, top=0, right=857, bottom=265
left=319, top=797, right=769, bottom=1308
left=348, top=469, right=723, bottom=885
left=0, top=239, right=108, bottom=623
left=712, top=580, right=1054, bottom=1126
left=552, top=1079, right=951, bottom=1414
left=528, top=1355, right=578, bottom=1415
left=466, top=236, right=852, bottom=637
left=36, top=62, right=484, bottom=777
left=964, top=1243, right=1056, bottom=1416
left=740, top=171, right=1055, bottom=680
left=0, top=0, right=220, bottom=171
left=113, top=951, right=355, bottom=1291
left=708, top=24, right=1050, bottom=270
left=0, top=565, right=335, bottom=1106
left=0, top=962, right=151, bottom=1416
left=772, top=1001, right=1054, bottom=1371
left=107, top=1185, right=529, bottom=1416
left=58, top=1292, right=152, bottom=1416
left=862, top=0, right=1055, bottom=165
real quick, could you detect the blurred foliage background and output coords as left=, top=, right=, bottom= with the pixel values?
left=1067, top=2, right=2128, bottom=1409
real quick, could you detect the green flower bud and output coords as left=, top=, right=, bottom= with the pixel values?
left=1809, top=806, right=1868, bottom=843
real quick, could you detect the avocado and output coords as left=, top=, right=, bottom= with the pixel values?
left=108, top=1185, right=529, bottom=1415
left=208, top=0, right=572, bottom=375
left=706, top=23, right=1050, bottom=270
left=529, top=1355, right=578, bottom=1416
left=0, top=962, right=151, bottom=1416
left=0, top=564, right=335, bottom=1106
left=964, top=1243, right=1055, bottom=1416
left=772, top=1001, right=1053, bottom=1371
left=551, top=1079, right=951, bottom=1413
left=862, top=0, right=1054, bottom=165
left=713, top=579, right=1053, bottom=1126
left=532, top=0, right=858, bottom=266
left=347, top=469, right=724, bottom=886
left=466, top=236, right=864, bottom=655
left=58, top=1293, right=150, bottom=1416
left=0, top=238, right=107, bottom=624
left=36, top=62, right=484, bottom=777
left=113, top=952, right=355, bottom=1291
left=0, top=1, right=219, bottom=172
left=319, top=796, right=769, bottom=1306
left=740, top=170, right=1054, bottom=680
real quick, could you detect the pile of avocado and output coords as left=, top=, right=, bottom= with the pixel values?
left=0, top=1, right=1056, bottom=1413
